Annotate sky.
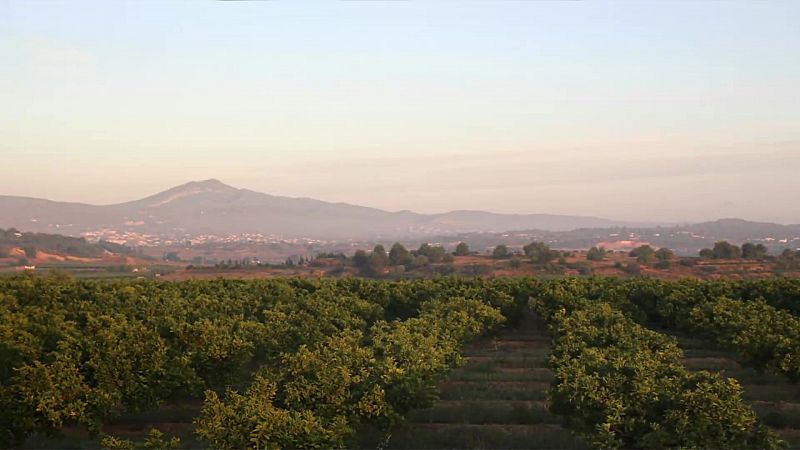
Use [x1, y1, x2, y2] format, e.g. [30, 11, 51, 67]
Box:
[1, 1, 799, 224]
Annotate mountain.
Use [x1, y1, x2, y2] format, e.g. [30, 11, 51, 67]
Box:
[685, 218, 800, 241]
[0, 179, 665, 240]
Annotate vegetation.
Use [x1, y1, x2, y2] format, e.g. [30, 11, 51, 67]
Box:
[0, 228, 134, 260]
[531, 277, 800, 383]
[533, 278, 786, 449]
[585, 246, 606, 261]
[700, 240, 743, 259]
[742, 242, 769, 259]
[523, 242, 558, 265]
[777, 249, 800, 271]
[628, 245, 655, 264]
[0, 274, 524, 449]
[492, 245, 510, 259]
[3, 274, 800, 449]
[389, 243, 413, 267]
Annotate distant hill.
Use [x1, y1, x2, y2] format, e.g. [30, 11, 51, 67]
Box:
[684, 218, 800, 241]
[0, 179, 660, 239]
[0, 228, 133, 260]
[428, 219, 800, 256]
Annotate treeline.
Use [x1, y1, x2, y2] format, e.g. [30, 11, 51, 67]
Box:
[581, 241, 799, 275]
[694, 240, 798, 268]
[351, 241, 577, 276]
[352, 243, 457, 276]
[178, 239, 800, 279]
[699, 241, 769, 259]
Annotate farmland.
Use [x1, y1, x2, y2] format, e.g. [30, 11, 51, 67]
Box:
[2, 275, 800, 449]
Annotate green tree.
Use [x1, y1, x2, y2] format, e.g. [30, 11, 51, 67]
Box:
[712, 241, 742, 259]
[352, 250, 368, 268]
[388, 243, 412, 266]
[655, 259, 672, 270]
[372, 244, 389, 266]
[630, 245, 655, 264]
[524, 242, 557, 264]
[415, 243, 448, 263]
[492, 245, 509, 259]
[454, 242, 470, 256]
[742, 243, 768, 259]
[777, 249, 799, 270]
[366, 246, 389, 276]
[411, 255, 429, 268]
[655, 247, 674, 261]
[586, 246, 607, 261]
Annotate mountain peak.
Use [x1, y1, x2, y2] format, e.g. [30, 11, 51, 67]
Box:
[185, 178, 235, 190]
[143, 179, 239, 207]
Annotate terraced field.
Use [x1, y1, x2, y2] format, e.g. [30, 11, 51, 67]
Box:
[378, 314, 585, 449]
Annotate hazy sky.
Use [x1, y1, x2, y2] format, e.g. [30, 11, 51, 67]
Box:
[2, 1, 799, 223]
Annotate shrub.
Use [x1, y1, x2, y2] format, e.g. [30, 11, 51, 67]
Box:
[586, 246, 606, 261]
[679, 258, 697, 267]
[655, 260, 672, 270]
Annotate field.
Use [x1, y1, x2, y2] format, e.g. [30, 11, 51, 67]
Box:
[4, 232, 798, 282]
[368, 310, 585, 449]
[160, 250, 797, 282]
[2, 275, 800, 449]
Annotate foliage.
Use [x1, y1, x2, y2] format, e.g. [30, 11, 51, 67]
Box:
[0, 274, 516, 448]
[195, 296, 505, 449]
[700, 241, 742, 259]
[3, 274, 799, 449]
[654, 259, 672, 270]
[533, 283, 783, 450]
[101, 429, 180, 450]
[352, 250, 368, 268]
[388, 243, 413, 266]
[454, 242, 470, 256]
[586, 246, 606, 261]
[414, 244, 450, 263]
[533, 276, 800, 383]
[0, 228, 134, 259]
[523, 242, 558, 264]
[742, 242, 768, 259]
[654, 247, 674, 261]
[629, 245, 655, 264]
[777, 249, 800, 271]
[492, 245, 510, 259]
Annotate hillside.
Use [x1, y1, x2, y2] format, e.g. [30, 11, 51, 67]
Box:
[426, 219, 800, 256]
[0, 228, 134, 262]
[0, 179, 650, 240]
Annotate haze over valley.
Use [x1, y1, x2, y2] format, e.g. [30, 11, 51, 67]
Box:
[1, 179, 798, 260]
[0, 179, 665, 242]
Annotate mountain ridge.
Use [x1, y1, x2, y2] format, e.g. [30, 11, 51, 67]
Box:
[1, 179, 792, 240]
